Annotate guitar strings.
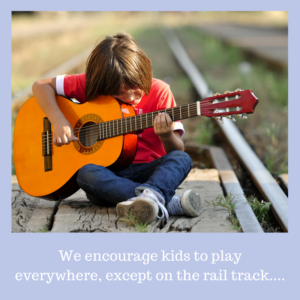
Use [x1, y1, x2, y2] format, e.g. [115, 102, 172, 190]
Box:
[40, 107, 198, 147]
[41, 100, 225, 136]
[41, 102, 238, 148]
[40, 106, 199, 143]
[40, 106, 228, 147]
[74, 100, 238, 136]
[41, 101, 222, 141]
[68, 100, 229, 136]
[40, 106, 225, 149]
[41, 100, 235, 141]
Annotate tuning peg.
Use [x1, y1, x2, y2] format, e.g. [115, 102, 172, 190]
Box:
[237, 114, 247, 119]
[235, 88, 243, 92]
[214, 116, 223, 124]
[224, 91, 230, 94]
[213, 93, 220, 104]
[226, 115, 236, 122]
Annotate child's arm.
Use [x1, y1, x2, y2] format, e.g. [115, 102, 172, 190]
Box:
[32, 78, 79, 147]
[154, 112, 184, 153]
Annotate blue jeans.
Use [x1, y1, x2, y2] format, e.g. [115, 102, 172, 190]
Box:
[76, 150, 192, 206]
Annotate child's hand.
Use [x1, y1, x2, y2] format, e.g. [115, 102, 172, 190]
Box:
[53, 117, 79, 147]
[154, 113, 175, 139]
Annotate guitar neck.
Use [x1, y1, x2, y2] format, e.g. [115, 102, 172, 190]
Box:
[97, 102, 200, 140]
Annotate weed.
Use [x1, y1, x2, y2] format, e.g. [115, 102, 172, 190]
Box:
[119, 212, 148, 233]
[37, 227, 49, 233]
[247, 196, 272, 223]
[264, 124, 288, 175]
[196, 118, 217, 145]
[206, 194, 241, 232]
[133, 222, 148, 233]
[278, 153, 288, 175]
[265, 146, 280, 175]
[208, 195, 274, 232]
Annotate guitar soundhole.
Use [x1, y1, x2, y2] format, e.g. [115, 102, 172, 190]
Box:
[79, 122, 99, 147]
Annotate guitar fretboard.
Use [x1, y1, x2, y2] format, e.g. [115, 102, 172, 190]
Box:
[97, 103, 199, 140]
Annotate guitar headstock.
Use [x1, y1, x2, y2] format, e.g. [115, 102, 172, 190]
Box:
[201, 89, 259, 123]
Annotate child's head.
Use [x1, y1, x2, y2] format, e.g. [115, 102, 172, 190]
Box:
[85, 32, 152, 102]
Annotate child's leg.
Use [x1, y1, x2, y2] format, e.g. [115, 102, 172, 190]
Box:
[117, 150, 201, 220]
[77, 151, 200, 222]
[77, 151, 192, 205]
[132, 150, 193, 205]
[76, 151, 180, 205]
[77, 164, 140, 205]
[77, 162, 169, 224]
[85, 192, 115, 207]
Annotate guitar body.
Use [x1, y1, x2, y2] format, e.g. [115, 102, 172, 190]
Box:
[14, 95, 138, 200]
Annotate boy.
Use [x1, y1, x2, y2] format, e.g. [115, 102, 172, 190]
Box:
[32, 32, 202, 225]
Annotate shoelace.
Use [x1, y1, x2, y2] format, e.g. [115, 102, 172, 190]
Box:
[145, 189, 169, 221]
[154, 199, 169, 221]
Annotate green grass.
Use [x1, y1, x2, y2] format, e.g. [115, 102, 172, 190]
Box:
[207, 194, 273, 231]
[119, 212, 148, 233]
[264, 123, 288, 175]
[206, 194, 241, 232]
[265, 147, 288, 176]
[176, 26, 288, 175]
[196, 118, 217, 145]
[247, 196, 272, 223]
[177, 26, 288, 107]
[37, 227, 49, 233]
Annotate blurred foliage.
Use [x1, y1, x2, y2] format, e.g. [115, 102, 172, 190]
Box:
[196, 118, 217, 146]
[176, 27, 288, 175]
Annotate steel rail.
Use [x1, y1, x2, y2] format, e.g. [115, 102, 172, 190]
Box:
[185, 144, 264, 233]
[161, 27, 288, 232]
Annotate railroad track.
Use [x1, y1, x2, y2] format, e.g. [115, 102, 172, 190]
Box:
[11, 26, 288, 233]
[161, 27, 288, 232]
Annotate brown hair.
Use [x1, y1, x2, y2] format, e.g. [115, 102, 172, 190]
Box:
[85, 32, 152, 101]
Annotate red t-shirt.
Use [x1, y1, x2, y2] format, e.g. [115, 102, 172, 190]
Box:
[56, 74, 185, 163]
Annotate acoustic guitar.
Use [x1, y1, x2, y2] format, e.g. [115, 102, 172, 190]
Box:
[14, 89, 258, 200]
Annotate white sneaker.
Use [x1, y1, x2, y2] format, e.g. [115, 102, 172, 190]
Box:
[168, 190, 202, 217]
[181, 190, 202, 217]
[116, 189, 169, 225]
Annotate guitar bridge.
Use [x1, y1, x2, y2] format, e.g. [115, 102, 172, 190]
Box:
[42, 117, 52, 172]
